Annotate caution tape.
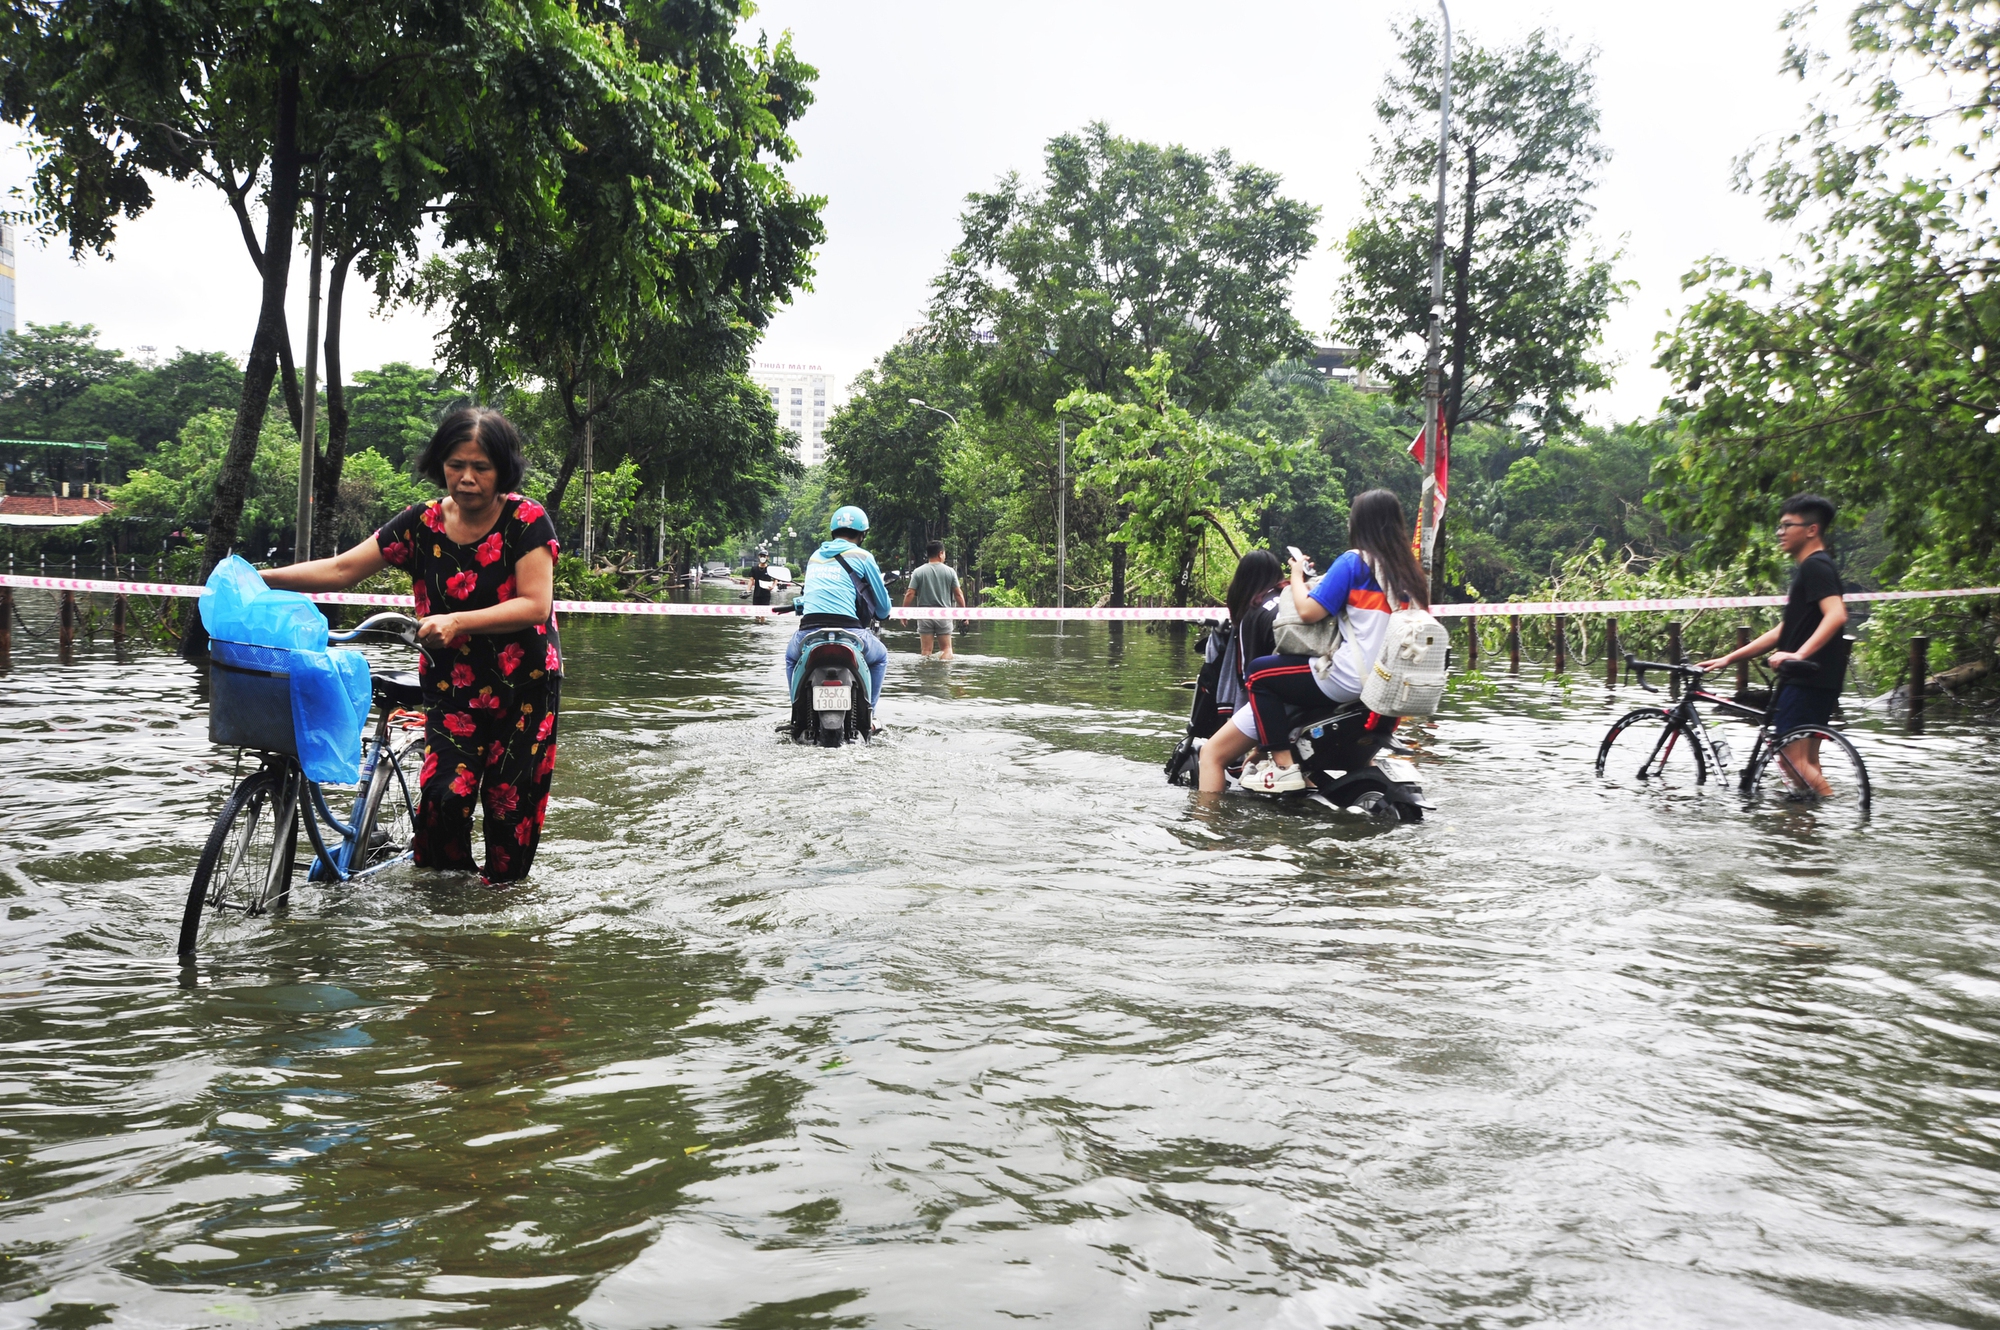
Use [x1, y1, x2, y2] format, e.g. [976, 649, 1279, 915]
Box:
[3, 572, 1997, 621]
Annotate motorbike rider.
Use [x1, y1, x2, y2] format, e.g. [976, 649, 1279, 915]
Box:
[1240, 489, 1428, 794]
[1196, 550, 1288, 793]
[786, 505, 892, 708]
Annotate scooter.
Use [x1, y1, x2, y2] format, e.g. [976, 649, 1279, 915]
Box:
[774, 609, 873, 746]
[1164, 624, 1430, 823]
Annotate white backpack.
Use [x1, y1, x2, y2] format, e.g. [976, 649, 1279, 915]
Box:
[1360, 606, 1449, 717]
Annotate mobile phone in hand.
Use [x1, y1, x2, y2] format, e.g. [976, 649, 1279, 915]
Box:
[1286, 545, 1312, 571]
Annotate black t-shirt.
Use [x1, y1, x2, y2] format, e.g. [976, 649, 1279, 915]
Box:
[1778, 549, 1849, 691]
[747, 565, 775, 604]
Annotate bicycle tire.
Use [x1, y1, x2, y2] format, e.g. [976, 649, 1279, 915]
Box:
[1595, 707, 1708, 788]
[1750, 726, 1872, 814]
[179, 767, 300, 955]
[352, 743, 417, 870]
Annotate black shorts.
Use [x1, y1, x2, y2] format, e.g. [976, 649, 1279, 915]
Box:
[1772, 686, 1837, 737]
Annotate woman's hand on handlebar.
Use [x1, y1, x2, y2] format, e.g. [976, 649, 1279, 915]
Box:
[417, 613, 470, 649]
[1694, 653, 1732, 673]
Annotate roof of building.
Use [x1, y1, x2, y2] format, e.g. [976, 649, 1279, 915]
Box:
[0, 494, 117, 527]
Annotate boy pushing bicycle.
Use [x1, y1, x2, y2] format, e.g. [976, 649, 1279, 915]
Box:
[1697, 494, 1851, 796]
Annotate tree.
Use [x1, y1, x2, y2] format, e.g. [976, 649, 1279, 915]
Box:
[823, 341, 976, 566]
[342, 364, 468, 472]
[932, 123, 1317, 603]
[1653, 1, 2000, 582]
[1335, 20, 1621, 440]
[1058, 353, 1273, 606]
[1, 0, 691, 572]
[420, 11, 825, 530]
[933, 122, 1318, 420]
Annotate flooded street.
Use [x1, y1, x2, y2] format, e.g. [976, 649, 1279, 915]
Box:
[3, 609, 1999, 1328]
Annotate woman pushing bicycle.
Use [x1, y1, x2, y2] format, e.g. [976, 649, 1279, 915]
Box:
[265, 408, 561, 883]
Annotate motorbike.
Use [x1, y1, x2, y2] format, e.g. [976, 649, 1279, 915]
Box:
[1165, 622, 1430, 823]
[775, 609, 874, 746]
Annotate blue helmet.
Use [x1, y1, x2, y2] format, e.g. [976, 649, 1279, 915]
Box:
[830, 505, 870, 534]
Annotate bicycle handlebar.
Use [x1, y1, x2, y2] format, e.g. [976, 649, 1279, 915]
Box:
[328, 612, 420, 646]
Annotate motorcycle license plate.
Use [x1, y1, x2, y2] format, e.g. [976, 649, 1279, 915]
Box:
[1375, 756, 1420, 785]
[813, 683, 851, 711]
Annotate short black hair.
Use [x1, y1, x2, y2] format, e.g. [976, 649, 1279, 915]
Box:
[418, 407, 526, 492]
[925, 540, 944, 558]
[832, 527, 866, 543]
[1780, 493, 1836, 533]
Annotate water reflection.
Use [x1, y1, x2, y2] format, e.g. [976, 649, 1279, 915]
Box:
[0, 613, 1996, 1327]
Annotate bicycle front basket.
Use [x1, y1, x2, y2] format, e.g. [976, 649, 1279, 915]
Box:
[208, 640, 299, 756]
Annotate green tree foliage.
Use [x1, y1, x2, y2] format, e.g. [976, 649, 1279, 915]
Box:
[343, 364, 469, 472]
[1058, 353, 1272, 606]
[932, 122, 1319, 419]
[823, 341, 976, 565]
[1335, 20, 1621, 438]
[1656, 3, 2000, 588]
[422, 8, 825, 523]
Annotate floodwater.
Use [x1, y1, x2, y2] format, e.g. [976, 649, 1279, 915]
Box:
[2, 604, 1998, 1329]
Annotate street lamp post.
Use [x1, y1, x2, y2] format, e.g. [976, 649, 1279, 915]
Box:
[1419, 0, 1454, 591]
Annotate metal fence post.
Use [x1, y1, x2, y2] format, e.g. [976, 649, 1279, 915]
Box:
[1508, 615, 1521, 673]
[1605, 617, 1619, 685]
[1553, 615, 1567, 674]
[1667, 621, 1683, 697]
[1908, 635, 1930, 734]
[1736, 624, 1750, 695]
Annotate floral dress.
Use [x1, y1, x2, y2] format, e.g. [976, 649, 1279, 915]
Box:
[374, 494, 561, 883]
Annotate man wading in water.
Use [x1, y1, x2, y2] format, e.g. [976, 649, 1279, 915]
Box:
[1698, 493, 1852, 796]
[265, 407, 563, 882]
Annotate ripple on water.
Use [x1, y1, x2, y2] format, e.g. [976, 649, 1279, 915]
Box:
[1, 615, 1997, 1328]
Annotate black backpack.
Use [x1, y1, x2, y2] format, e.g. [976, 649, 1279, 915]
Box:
[831, 551, 889, 630]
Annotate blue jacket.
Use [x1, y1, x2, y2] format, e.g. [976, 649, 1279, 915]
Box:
[799, 538, 891, 621]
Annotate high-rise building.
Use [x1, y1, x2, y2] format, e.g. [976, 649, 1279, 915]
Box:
[0, 222, 15, 339]
[748, 361, 832, 466]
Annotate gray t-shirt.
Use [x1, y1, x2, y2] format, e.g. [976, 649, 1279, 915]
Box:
[909, 561, 961, 608]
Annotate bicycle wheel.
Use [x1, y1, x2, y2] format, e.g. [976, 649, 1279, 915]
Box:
[179, 767, 301, 955]
[1749, 726, 1871, 816]
[1595, 708, 1708, 788]
[352, 741, 417, 871]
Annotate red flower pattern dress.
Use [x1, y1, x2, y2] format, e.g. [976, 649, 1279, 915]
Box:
[374, 494, 561, 882]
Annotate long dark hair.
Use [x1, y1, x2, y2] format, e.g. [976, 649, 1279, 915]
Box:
[1226, 549, 1285, 624]
[1348, 489, 1429, 609]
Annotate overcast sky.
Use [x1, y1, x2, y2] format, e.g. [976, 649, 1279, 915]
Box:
[3, 1, 1814, 422]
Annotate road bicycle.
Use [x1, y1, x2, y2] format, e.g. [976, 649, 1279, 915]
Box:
[1594, 653, 1870, 815]
[179, 612, 428, 955]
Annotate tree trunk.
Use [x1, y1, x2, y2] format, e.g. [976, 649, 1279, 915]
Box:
[312, 244, 356, 556]
[226, 183, 304, 433]
[1109, 538, 1128, 607]
[203, 68, 300, 576]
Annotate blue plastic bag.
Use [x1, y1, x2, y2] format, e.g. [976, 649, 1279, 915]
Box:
[200, 554, 329, 651]
[202, 558, 373, 784]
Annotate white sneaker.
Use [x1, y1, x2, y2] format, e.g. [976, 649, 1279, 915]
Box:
[1236, 757, 1270, 784]
[1245, 761, 1308, 795]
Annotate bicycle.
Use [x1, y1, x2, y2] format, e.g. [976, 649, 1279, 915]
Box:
[179, 612, 429, 955]
[1594, 653, 1870, 814]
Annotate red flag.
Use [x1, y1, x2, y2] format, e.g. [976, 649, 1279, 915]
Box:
[1409, 407, 1448, 515]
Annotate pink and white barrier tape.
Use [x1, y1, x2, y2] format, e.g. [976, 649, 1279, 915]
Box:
[4, 572, 1998, 621]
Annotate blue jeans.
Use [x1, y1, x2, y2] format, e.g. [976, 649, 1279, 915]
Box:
[786, 627, 887, 707]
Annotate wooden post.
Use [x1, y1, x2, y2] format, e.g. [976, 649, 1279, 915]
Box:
[60, 590, 76, 653]
[1508, 615, 1521, 673]
[114, 594, 128, 642]
[1735, 624, 1751, 696]
[1552, 615, 1567, 674]
[1908, 635, 1929, 734]
[1605, 616, 1619, 686]
[1464, 616, 1478, 668]
[0, 586, 11, 658]
[1667, 621, 1683, 697]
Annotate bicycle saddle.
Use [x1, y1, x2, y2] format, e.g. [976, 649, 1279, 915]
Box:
[374, 670, 425, 707]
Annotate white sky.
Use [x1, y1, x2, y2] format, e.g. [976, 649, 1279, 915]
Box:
[2, 1, 1814, 423]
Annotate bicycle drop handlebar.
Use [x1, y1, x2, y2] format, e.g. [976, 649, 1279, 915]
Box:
[1624, 651, 1709, 694]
